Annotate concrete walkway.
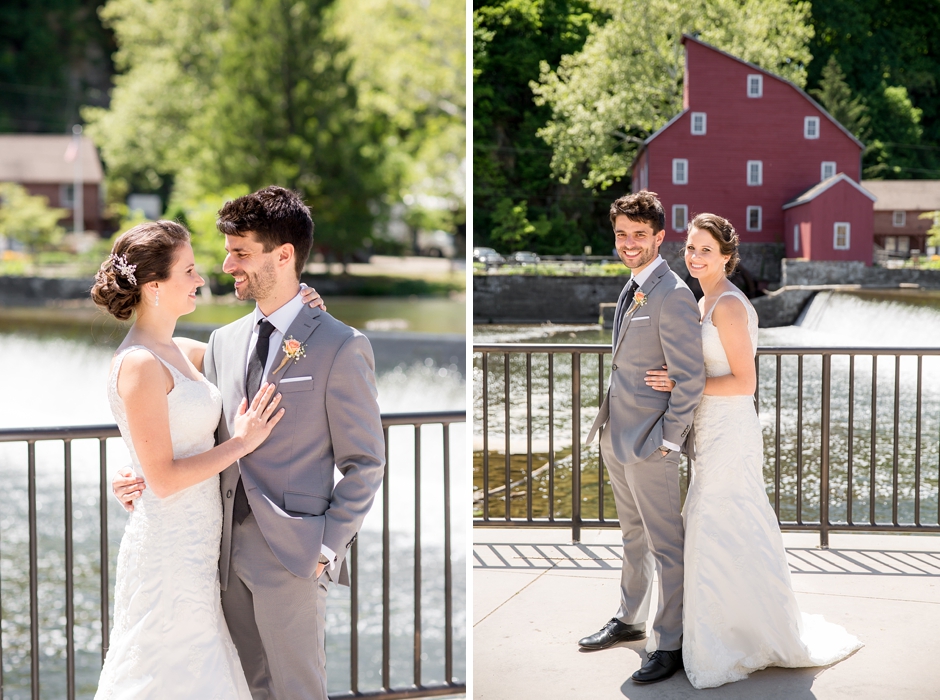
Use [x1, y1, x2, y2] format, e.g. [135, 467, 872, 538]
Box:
[473, 528, 940, 699]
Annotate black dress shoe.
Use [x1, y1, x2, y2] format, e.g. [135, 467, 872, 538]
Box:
[578, 618, 646, 650]
[632, 649, 683, 684]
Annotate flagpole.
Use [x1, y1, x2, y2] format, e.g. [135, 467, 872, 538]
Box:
[72, 124, 83, 235]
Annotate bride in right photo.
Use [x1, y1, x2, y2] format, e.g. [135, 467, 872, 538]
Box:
[645, 213, 863, 689]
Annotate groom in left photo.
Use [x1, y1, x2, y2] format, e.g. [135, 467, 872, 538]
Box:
[114, 185, 386, 699]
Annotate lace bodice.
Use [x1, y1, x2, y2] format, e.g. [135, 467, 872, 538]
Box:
[699, 289, 759, 378]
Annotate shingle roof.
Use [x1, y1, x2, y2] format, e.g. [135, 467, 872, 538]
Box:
[782, 173, 876, 209]
[0, 134, 104, 184]
[860, 180, 940, 212]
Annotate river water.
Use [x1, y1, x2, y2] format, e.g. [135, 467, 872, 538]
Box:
[0, 297, 466, 699]
[473, 290, 940, 528]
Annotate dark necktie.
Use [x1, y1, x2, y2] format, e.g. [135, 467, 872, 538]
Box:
[235, 319, 276, 525]
[615, 279, 638, 341]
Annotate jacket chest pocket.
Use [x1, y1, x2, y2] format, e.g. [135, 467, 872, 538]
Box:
[628, 315, 652, 328]
[278, 376, 313, 393]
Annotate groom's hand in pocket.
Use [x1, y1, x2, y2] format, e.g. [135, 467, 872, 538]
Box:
[112, 467, 146, 513]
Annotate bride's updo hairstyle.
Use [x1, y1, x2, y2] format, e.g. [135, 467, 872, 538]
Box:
[91, 220, 190, 320]
[688, 212, 740, 276]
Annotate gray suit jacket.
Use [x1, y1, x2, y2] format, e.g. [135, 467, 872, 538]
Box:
[204, 304, 386, 589]
[586, 260, 705, 465]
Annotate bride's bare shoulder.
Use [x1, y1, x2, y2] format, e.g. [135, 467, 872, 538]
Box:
[711, 292, 750, 328]
[112, 347, 168, 397]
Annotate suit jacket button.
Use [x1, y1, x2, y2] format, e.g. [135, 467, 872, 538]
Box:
[611, 364, 618, 371]
[226, 490, 233, 498]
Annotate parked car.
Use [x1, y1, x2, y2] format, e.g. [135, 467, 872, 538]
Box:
[473, 247, 505, 265]
[417, 230, 456, 258]
[510, 251, 540, 265]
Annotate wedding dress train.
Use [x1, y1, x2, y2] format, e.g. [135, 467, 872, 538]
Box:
[95, 346, 251, 700]
[682, 290, 862, 689]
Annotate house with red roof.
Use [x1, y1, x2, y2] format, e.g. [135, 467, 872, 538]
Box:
[631, 35, 876, 265]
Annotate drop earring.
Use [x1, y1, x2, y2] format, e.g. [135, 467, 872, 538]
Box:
[155, 288, 160, 307]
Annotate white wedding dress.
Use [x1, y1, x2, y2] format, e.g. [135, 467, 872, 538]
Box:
[95, 346, 251, 700]
[682, 290, 862, 689]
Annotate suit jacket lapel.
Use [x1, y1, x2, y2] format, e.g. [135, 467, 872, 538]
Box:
[266, 304, 322, 385]
[612, 279, 634, 352]
[614, 260, 670, 352]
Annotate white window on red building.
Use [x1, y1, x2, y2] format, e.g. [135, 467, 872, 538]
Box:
[747, 74, 763, 98]
[641, 162, 649, 190]
[746, 206, 762, 231]
[691, 112, 707, 135]
[747, 160, 762, 186]
[893, 210, 906, 227]
[672, 204, 688, 231]
[673, 159, 688, 185]
[834, 222, 851, 250]
[821, 161, 836, 180]
[804, 116, 820, 139]
[793, 224, 800, 252]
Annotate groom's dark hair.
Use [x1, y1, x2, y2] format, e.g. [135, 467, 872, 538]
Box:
[609, 190, 665, 233]
[217, 185, 314, 278]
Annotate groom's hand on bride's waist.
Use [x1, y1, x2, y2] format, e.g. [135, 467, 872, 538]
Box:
[112, 467, 146, 513]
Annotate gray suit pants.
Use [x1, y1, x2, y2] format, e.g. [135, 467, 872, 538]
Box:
[601, 427, 685, 651]
[221, 513, 329, 700]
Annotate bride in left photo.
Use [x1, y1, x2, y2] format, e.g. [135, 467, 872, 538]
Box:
[0, 0, 467, 697]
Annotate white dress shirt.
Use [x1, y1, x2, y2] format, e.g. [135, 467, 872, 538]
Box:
[245, 289, 337, 570]
[630, 255, 681, 454]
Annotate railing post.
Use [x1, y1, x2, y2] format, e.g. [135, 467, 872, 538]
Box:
[819, 354, 831, 549]
[28, 441, 39, 700]
[64, 440, 75, 700]
[571, 353, 581, 543]
[98, 438, 110, 664]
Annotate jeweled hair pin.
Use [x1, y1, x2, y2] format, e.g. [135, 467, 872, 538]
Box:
[109, 253, 138, 286]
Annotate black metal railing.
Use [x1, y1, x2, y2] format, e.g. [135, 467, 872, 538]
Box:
[0, 411, 465, 700]
[473, 343, 940, 547]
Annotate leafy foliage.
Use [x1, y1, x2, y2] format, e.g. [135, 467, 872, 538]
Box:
[0, 182, 67, 253]
[0, 0, 113, 133]
[809, 55, 870, 140]
[82, 0, 464, 260]
[333, 0, 466, 209]
[473, 0, 600, 255]
[806, 0, 940, 179]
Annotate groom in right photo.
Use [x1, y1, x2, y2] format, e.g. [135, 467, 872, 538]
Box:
[582, 190, 705, 684]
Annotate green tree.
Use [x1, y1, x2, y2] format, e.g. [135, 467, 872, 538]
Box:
[81, 0, 225, 199]
[0, 183, 67, 254]
[195, 0, 384, 263]
[533, 0, 814, 191]
[473, 0, 599, 255]
[806, 0, 940, 179]
[809, 55, 870, 140]
[489, 198, 551, 250]
[83, 0, 407, 262]
[0, 0, 114, 133]
[332, 0, 466, 222]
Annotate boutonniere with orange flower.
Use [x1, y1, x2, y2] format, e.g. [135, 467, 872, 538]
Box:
[273, 336, 306, 374]
[633, 290, 648, 307]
